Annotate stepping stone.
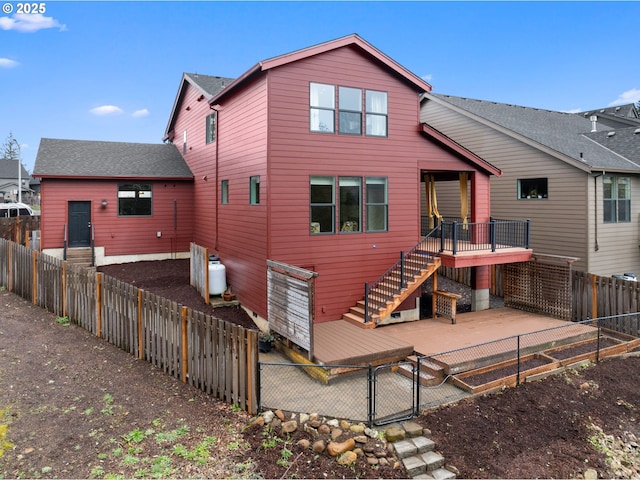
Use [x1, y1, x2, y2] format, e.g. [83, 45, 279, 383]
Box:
[431, 467, 456, 479]
[394, 439, 418, 459]
[422, 451, 445, 471]
[413, 474, 435, 480]
[413, 436, 435, 453]
[402, 420, 424, 437]
[402, 455, 427, 477]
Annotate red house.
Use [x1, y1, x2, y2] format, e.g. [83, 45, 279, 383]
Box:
[163, 35, 530, 327]
[34, 139, 194, 265]
[34, 35, 531, 336]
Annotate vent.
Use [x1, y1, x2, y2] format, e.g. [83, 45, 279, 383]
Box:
[635, 128, 640, 135]
[607, 131, 616, 137]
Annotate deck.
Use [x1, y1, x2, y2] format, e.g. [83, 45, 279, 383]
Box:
[313, 320, 413, 366]
[420, 237, 533, 268]
[308, 308, 600, 370]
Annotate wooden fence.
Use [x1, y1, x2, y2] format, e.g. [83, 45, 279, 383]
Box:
[0, 216, 40, 246]
[190, 242, 209, 304]
[572, 270, 640, 322]
[0, 238, 259, 414]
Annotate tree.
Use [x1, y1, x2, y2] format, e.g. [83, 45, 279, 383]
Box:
[2, 131, 20, 161]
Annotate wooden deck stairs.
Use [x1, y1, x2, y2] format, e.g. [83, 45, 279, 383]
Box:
[397, 355, 446, 387]
[65, 247, 93, 267]
[343, 252, 441, 329]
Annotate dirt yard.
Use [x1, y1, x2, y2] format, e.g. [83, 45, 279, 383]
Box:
[1, 259, 639, 479]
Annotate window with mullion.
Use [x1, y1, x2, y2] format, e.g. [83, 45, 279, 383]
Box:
[604, 176, 631, 223]
[366, 177, 388, 232]
[310, 176, 335, 234]
[338, 86, 362, 135]
[310, 83, 335, 133]
[365, 90, 388, 137]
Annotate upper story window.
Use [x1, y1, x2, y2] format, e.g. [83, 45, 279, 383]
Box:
[182, 130, 187, 154]
[118, 184, 152, 216]
[518, 178, 548, 199]
[250, 176, 260, 205]
[310, 83, 388, 137]
[338, 86, 362, 135]
[310, 83, 335, 133]
[205, 112, 216, 144]
[604, 175, 630, 223]
[365, 90, 388, 137]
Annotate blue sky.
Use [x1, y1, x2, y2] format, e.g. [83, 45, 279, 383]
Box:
[2, 1, 639, 173]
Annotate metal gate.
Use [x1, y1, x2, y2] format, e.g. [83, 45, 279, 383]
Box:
[372, 361, 415, 426]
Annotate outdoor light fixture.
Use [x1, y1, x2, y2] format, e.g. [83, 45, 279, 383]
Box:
[101, 199, 108, 207]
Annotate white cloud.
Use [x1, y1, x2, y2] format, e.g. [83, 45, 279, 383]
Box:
[0, 58, 19, 68]
[132, 109, 150, 118]
[562, 108, 582, 114]
[607, 88, 640, 107]
[422, 73, 433, 83]
[0, 13, 67, 32]
[90, 105, 124, 116]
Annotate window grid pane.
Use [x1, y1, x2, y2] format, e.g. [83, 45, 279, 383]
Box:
[118, 184, 152, 216]
[310, 176, 335, 234]
[339, 177, 361, 233]
[366, 177, 388, 232]
[221, 179, 228, 204]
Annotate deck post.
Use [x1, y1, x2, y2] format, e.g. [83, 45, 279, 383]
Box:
[491, 220, 497, 252]
[439, 222, 445, 252]
[364, 283, 369, 324]
[452, 221, 458, 255]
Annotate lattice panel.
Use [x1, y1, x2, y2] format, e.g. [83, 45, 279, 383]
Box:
[504, 260, 572, 321]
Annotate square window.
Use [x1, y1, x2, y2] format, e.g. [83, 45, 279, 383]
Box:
[118, 184, 152, 216]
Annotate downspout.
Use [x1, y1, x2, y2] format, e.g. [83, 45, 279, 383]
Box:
[210, 105, 220, 251]
[593, 170, 604, 252]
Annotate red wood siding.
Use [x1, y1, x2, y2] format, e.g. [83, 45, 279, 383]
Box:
[170, 82, 218, 247]
[262, 46, 491, 322]
[40, 179, 194, 256]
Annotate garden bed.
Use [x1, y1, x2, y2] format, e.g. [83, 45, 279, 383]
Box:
[451, 353, 560, 394]
[544, 336, 626, 365]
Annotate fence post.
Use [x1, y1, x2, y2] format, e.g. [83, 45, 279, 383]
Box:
[7, 242, 12, 292]
[137, 289, 143, 360]
[62, 261, 67, 317]
[591, 274, 598, 319]
[181, 306, 188, 383]
[96, 272, 103, 338]
[367, 364, 374, 428]
[596, 318, 601, 363]
[516, 335, 521, 386]
[32, 250, 37, 305]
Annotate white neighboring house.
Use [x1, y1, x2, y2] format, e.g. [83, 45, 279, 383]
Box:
[0, 157, 33, 204]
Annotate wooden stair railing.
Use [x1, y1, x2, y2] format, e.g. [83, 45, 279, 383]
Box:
[343, 229, 441, 328]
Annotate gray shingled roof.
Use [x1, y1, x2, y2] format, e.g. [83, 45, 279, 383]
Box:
[0, 158, 31, 180]
[584, 127, 640, 164]
[431, 94, 640, 171]
[184, 73, 234, 98]
[34, 138, 193, 178]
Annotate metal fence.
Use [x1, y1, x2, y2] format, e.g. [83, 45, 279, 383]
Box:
[259, 314, 640, 426]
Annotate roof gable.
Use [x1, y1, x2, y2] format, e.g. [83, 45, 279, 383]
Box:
[209, 34, 432, 105]
[163, 73, 234, 140]
[33, 138, 193, 179]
